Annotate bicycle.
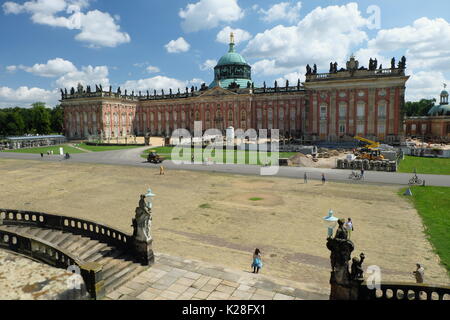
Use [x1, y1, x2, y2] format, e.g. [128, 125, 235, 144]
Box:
[348, 171, 362, 181]
[409, 174, 422, 185]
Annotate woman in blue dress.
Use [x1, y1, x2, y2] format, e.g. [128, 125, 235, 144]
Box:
[252, 248, 263, 273]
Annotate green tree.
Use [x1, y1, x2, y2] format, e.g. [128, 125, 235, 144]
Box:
[403, 99, 436, 117]
[5, 111, 25, 135]
[50, 105, 64, 134]
[31, 102, 52, 134]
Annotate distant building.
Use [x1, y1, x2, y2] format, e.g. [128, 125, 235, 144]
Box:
[404, 88, 450, 141]
[61, 34, 409, 143]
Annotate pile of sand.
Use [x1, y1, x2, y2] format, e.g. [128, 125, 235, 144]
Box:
[288, 153, 316, 167]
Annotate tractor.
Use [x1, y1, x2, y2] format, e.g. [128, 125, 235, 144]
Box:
[147, 150, 164, 164]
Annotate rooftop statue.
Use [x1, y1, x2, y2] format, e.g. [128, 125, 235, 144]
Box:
[306, 64, 312, 75]
[117, 87, 121, 95]
[391, 57, 396, 69]
[313, 64, 317, 74]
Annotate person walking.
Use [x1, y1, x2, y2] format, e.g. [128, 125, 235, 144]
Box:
[322, 173, 326, 185]
[304, 172, 308, 184]
[159, 165, 165, 175]
[413, 263, 425, 284]
[251, 249, 263, 274]
[360, 168, 365, 180]
[40, 153, 44, 158]
[344, 218, 354, 239]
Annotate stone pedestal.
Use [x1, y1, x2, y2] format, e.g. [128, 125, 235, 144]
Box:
[131, 238, 154, 266]
[329, 271, 363, 300]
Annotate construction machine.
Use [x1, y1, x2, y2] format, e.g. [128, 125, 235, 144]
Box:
[147, 150, 164, 164]
[354, 136, 385, 161]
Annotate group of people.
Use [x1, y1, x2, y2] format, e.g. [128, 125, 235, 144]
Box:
[302, 173, 327, 184]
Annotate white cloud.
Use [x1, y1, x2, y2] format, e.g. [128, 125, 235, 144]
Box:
[0, 86, 58, 107]
[367, 17, 450, 72]
[146, 66, 160, 74]
[179, 0, 244, 32]
[16, 58, 77, 77]
[122, 76, 205, 92]
[406, 71, 449, 102]
[6, 65, 17, 73]
[244, 3, 369, 74]
[165, 37, 190, 53]
[2, 0, 130, 48]
[200, 59, 217, 71]
[216, 26, 251, 45]
[258, 1, 302, 24]
[55, 65, 110, 89]
[275, 70, 305, 85]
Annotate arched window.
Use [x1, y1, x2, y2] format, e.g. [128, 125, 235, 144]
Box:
[195, 111, 200, 121]
[216, 110, 222, 119]
[205, 111, 210, 121]
[241, 110, 246, 121]
[228, 110, 233, 121]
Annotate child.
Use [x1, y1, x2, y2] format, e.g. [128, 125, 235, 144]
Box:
[251, 249, 263, 274]
[159, 165, 165, 175]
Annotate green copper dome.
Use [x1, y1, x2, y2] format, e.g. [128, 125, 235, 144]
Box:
[209, 33, 252, 89]
[217, 48, 249, 66]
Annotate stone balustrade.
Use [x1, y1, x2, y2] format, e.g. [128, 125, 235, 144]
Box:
[358, 282, 450, 300]
[0, 209, 132, 250]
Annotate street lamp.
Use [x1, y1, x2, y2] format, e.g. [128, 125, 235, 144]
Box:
[323, 209, 338, 238]
[145, 189, 156, 210]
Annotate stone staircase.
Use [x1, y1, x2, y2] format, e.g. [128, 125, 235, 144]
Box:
[0, 209, 154, 299]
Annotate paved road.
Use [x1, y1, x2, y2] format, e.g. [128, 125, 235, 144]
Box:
[1, 148, 449, 187]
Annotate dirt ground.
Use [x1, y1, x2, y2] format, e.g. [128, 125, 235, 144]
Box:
[0, 159, 448, 290]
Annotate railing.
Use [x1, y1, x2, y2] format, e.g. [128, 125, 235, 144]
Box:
[0, 209, 132, 252]
[358, 282, 450, 300]
[0, 228, 102, 299]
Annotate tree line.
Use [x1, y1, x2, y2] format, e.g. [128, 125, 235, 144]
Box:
[0, 102, 63, 137]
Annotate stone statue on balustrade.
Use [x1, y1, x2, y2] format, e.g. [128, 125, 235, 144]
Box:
[326, 218, 365, 300]
[132, 195, 152, 242]
[131, 191, 155, 265]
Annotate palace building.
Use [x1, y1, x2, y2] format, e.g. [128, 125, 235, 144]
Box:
[61, 34, 409, 143]
[404, 88, 450, 141]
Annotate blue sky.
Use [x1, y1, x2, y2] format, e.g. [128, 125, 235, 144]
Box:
[1, 0, 449, 107]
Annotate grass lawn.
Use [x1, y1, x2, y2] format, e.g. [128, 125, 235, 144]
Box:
[76, 143, 143, 152]
[398, 156, 450, 175]
[142, 146, 296, 165]
[2, 144, 84, 154]
[401, 186, 450, 274]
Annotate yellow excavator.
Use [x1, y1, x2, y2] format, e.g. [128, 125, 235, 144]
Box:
[354, 136, 384, 161]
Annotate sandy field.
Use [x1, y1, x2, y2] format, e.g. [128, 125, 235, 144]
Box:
[0, 158, 448, 290]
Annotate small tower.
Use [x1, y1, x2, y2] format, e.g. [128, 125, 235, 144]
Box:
[440, 83, 448, 105]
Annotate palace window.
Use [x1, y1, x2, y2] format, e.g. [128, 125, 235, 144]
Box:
[195, 111, 200, 121]
[320, 105, 327, 120]
[378, 102, 386, 118]
[357, 124, 365, 134]
[241, 110, 246, 121]
[228, 110, 233, 121]
[339, 124, 346, 134]
[339, 103, 347, 120]
[268, 108, 273, 121]
[279, 108, 284, 120]
[357, 102, 365, 119]
[378, 124, 385, 134]
[320, 123, 326, 134]
[205, 111, 210, 121]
